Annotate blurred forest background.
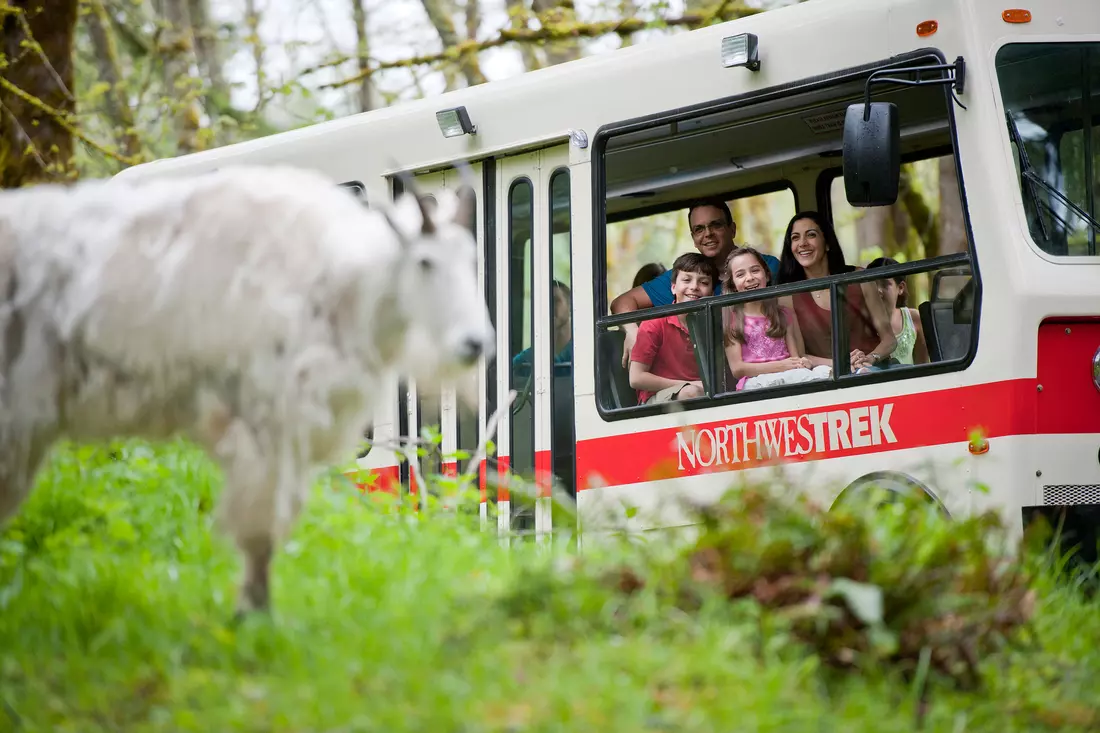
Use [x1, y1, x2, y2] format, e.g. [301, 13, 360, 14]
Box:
[1, 0, 963, 301]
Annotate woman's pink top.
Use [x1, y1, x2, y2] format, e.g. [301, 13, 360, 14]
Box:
[735, 307, 792, 390]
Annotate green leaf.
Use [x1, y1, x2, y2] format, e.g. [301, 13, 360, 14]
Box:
[828, 578, 884, 626]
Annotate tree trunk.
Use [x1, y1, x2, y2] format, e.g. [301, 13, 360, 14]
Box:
[156, 0, 201, 154]
[938, 156, 966, 255]
[244, 0, 265, 111]
[900, 166, 941, 260]
[854, 207, 891, 263]
[85, 0, 142, 160]
[465, 0, 480, 42]
[420, 0, 488, 86]
[350, 0, 372, 112]
[0, 0, 78, 187]
[531, 0, 581, 67]
[504, 0, 541, 72]
[187, 0, 231, 120]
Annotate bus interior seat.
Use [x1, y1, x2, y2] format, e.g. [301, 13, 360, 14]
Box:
[599, 329, 638, 409]
[918, 268, 974, 362]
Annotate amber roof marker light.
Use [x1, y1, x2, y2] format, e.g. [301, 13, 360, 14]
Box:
[916, 20, 938, 37]
[1002, 9, 1032, 23]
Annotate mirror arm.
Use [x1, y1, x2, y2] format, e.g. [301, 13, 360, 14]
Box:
[861, 56, 967, 120]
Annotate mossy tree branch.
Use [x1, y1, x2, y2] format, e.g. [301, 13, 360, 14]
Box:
[311, 2, 761, 90]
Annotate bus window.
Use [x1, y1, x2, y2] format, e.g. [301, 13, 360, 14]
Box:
[548, 168, 574, 496]
[455, 182, 479, 472]
[417, 387, 442, 479]
[996, 42, 1099, 257]
[508, 179, 535, 509]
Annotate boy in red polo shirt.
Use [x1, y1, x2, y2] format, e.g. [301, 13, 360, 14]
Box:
[628, 252, 718, 404]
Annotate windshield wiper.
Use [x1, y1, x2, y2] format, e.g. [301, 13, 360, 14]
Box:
[1006, 112, 1100, 238]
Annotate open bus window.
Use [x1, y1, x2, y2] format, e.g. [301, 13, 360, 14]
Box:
[594, 51, 979, 418]
[826, 154, 969, 264]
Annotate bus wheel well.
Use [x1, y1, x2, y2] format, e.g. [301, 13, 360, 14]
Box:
[829, 471, 950, 518]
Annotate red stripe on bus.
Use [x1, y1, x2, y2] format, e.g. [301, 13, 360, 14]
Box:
[498, 455, 511, 502]
[535, 450, 552, 498]
[442, 461, 458, 477]
[573, 378, 1087, 491]
[343, 465, 400, 495]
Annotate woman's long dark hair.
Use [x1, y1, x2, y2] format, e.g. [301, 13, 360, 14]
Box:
[777, 211, 851, 284]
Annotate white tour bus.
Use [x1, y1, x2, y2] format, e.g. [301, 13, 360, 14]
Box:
[115, 0, 1100, 557]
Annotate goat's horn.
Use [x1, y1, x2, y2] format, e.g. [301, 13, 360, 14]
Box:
[389, 160, 435, 236]
[452, 159, 478, 233]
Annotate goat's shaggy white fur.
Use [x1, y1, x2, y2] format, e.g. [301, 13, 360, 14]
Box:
[0, 165, 493, 615]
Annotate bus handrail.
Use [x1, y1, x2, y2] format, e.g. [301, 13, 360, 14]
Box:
[596, 251, 973, 329]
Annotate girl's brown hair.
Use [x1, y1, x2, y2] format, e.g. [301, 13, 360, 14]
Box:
[721, 245, 786, 345]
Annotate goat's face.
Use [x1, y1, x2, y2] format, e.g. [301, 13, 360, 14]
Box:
[383, 184, 495, 380]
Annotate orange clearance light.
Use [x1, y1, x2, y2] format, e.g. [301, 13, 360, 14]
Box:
[1002, 9, 1031, 23]
[916, 20, 938, 37]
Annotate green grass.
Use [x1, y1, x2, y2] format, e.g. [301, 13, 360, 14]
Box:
[1, 440, 1098, 732]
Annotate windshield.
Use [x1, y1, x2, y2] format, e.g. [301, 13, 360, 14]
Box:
[996, 43, 1099, 257]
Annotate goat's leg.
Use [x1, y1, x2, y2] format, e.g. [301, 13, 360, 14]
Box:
[211, 418, 281, 617]
[0, 472, 31, 526]
[0, 428, 53, 527]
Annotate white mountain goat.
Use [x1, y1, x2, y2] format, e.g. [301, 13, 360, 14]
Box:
[0, 165, 493, 616]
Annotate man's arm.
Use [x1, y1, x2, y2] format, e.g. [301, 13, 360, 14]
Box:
[610, 285, 655, 369]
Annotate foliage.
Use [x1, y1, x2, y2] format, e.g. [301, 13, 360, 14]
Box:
[1, 440, 1098, 731]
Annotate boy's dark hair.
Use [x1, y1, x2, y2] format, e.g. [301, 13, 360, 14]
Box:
[866, 256, 908, 307]
[671, 251, 719, 285]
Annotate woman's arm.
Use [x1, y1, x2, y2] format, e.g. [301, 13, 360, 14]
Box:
[910, 308, 930, 364]
[783, 309, 814, 368]
[857, 281, 898, 365]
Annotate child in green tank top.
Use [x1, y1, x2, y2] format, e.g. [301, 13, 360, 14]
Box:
[866, 257, 929, 365]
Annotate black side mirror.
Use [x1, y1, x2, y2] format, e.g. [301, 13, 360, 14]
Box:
[842, 102, 900, 207]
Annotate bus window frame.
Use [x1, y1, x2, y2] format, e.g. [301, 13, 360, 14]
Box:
[605, 179, 799, 226]
[590, 47, 983, 422]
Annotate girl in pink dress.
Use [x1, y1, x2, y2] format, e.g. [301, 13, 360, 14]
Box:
[721, 246, 832, 391]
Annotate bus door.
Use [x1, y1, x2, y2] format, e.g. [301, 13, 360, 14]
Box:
[397, 165, 486, 511]
[496, 146, 572, 545]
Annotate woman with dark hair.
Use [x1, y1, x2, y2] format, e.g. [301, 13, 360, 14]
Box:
[777, 211, 896, 372]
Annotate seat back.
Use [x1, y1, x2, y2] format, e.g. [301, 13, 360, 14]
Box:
[598, 328, 638, 409]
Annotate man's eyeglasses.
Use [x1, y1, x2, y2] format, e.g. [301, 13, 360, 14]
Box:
[691, 219, 728, 236]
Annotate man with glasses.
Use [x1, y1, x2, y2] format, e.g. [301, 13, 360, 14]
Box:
[610, 198, 780, 367]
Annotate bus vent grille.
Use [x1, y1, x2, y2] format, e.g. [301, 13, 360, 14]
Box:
[1043, 485, 1100, 506]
